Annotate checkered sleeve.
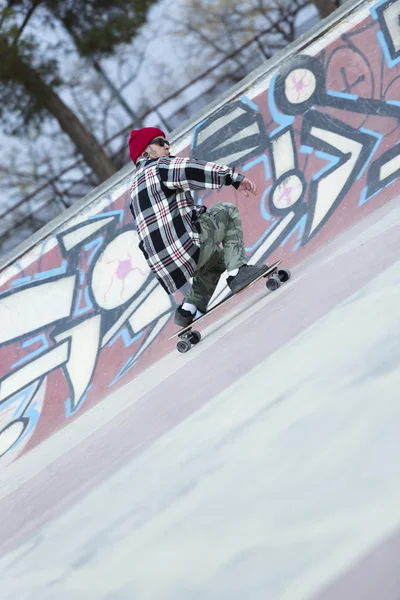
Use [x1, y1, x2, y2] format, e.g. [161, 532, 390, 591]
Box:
[157, 156, 241, 192]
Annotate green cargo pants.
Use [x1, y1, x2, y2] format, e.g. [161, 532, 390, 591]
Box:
[184, 202, 248, 313]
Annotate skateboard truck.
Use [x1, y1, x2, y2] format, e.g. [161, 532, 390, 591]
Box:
[176, 330, 202, 354]
[170, 261, 291, 353]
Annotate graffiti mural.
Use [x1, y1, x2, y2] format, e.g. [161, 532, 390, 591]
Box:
[192, 13, 400, 267]
[0, 205, 173, 464]
[1, 0, 400, 463]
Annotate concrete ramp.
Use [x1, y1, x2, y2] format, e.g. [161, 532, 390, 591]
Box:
[1, 0, 399, 464]
[1, 183, 400, 600]
[1, 0, 400, 596]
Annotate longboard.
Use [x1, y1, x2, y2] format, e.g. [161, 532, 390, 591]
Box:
[170, 260, 291, 353]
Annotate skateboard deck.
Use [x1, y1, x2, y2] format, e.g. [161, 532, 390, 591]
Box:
[170, 260, 290, 352]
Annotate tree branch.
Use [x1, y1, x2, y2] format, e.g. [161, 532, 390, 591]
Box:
[12, 0, 44, 48]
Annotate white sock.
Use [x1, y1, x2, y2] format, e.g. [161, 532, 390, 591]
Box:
[182, 302, 197, 314]
[228, 268, 239, 277]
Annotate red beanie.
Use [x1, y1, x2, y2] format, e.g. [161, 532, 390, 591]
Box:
[128, 127, 166, 163]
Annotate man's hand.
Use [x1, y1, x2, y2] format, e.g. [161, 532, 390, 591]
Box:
[237, 176, 257, 197]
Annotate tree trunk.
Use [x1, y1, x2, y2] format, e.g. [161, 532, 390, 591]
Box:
[313, 0, 338, 19]
[19, 59, 118, 183]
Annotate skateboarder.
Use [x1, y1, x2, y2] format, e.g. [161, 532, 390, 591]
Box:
[128, 126, 270, 327]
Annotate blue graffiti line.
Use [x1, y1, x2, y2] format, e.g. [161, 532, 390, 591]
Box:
[326, 90, 359, 101]
[0, 383, 41, 454]
[377, 31, 400, 68]
[191, 118, 208, 151]
[359, 174, 399, 206]
[0, 395, 20, 418]
[5, 404, 39, 455]
[384, 177, 399, 190]
[73, 286, 93, 317]
[359, 186, 378, 206]
[240, 95, 259, 112]
[357, 128, 384, 180]
[89, 209, 124, 224]
[387, 100, 400, 107]
[0, 382, 37, 418]
[268, 73, 295, 136]
[370, 0, 388, 19]
[84, 236, 104, 266]
[245, 220, 278, 254]
[279, 214, 307, 251]
[313, 151, 341, 181]
[300, 145, 314, 155]
[11, 276, 33, 287]
[73, 267, 92, 316]
[243, 154, 271, 180]
[15, 260, 26, 275]
[109, 357, 138, 388]
[36, 237, 58, 271]
[260, 186, 273, 221]
[17, 400, 40, 442]
[34, 259, 68, 281]
[8, 260, 29, 285]
[64, 384, 93, 418]
[108, 328, 144, 348]
[12, 335, 49, 369]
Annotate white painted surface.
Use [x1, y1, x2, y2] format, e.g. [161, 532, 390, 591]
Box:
[0, 276, 76, 345]
[271, 130, 296, 178]
[0, 341, 69, 403]
[54, 315, 102, 413]
[60, 217, 115, 252]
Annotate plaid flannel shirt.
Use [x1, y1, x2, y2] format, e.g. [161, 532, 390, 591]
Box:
[129, 155, 243, 294]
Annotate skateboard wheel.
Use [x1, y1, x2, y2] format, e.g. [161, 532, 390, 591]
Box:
[177, 339, 191, 353]
[277, 268, 291, 282]
[189, 330, 201, 345]
[266, 274, 281, 291]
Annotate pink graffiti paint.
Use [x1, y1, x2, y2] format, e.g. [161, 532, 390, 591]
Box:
[290, 69, 313, 102]
[103, 252, 147, 301]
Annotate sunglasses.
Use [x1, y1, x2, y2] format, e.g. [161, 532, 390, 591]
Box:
[150, 137, 170, 147]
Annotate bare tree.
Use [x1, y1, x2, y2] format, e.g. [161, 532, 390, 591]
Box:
[0, 0, 343, 256]
[0, 0, 158, 183]
[0, 27, 156, 252]
[167, 0, 312, 89]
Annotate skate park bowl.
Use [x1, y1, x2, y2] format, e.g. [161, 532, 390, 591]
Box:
[1, 0, 400, 597]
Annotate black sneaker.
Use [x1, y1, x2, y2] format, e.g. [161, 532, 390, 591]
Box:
[174, 305, 196, 327]
[227, 264, 270, 294]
